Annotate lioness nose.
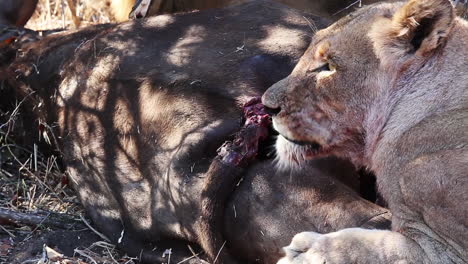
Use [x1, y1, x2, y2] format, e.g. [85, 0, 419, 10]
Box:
[262, 89, 282, 116]
[262, 77, 287, 116]
[264, 105, 281, 116]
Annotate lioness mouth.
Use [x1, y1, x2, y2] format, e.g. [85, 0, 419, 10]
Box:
[274, 134, 324, 169]
[283, 136, 321, 153]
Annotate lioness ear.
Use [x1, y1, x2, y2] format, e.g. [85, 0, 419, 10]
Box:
[370, 0, 455, 64]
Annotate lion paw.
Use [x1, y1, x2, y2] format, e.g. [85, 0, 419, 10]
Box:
[278, 231, 332, 264]
[278, 228, 414, 264]
[283, 232, 322, 259]
[278, 231, 343, 264]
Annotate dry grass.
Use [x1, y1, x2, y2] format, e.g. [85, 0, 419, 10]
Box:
[0, 101, 93, 263]
[0, 110, 135, 261]
[25, 0, 116, 31]
[0, 100, 80, 214]
[0, 3, 125, 263]
[1, 0, 122, 215]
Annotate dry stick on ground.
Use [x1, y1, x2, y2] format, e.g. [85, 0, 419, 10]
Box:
[79, 214, 111, 242]
[333, 0, 362, 16]
[5, 144, 65, 203]
[0, 207, 84, 230]
[213, 241, 227, 264]
[45, 0, 51, 21]
[187, 245, 204, 263]
[0, 224, 16, 237]
[65, 0, 81, 28]
[176, 251, 202, 264]
[74, 248, 99, 264]
[1, 92, 70, 212]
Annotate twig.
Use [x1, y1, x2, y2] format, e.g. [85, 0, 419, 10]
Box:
[74, 249, 98, 264]
[61, 0, 66, 29]
[106, 247, 119, 264]
[0, 207, 82, 230]
[33, 143, 38, 172]
[0, 91, 35, 139]
[66, 0, 81, 28]
[0, 224, 16, 237]
[6, 144, 64, 203]
[333, 0, 362, 16]
[187, 245, 203, 262]
[79, 214, 111, 242]
[45, 0, 51, 21]
[213, 241, 226, 264]
[22, 211, 50, 241]
[176, 252, 201, 264]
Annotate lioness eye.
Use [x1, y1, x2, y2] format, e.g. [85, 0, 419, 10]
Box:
[312, 63, 330, 72]
[312, 62, 336, 73]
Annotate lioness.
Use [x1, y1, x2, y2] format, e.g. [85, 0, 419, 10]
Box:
[262, 0, 468, 263]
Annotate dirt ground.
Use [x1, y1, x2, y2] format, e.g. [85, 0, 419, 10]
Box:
[25, 0, 114, 30]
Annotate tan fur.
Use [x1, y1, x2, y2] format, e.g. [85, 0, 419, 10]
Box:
[111, 0, 136, 22]
[263, 0, 468, 263]
[370, 0, 455, 65]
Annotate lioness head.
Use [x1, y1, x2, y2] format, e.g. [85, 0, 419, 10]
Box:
[262, 0, 457, 169]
